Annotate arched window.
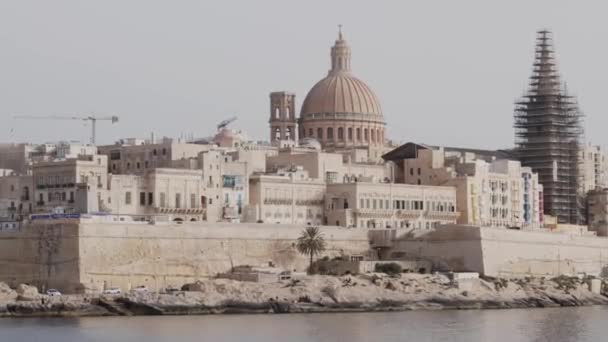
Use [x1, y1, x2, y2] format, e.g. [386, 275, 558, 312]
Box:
[275, 128, 281, 140]
[317, 128, 323, 139]
[337, 127, 344, 140]
[285, 127, 291, 139]
[356, 128, 361, 141]
[274, 107, 280, 119]
[309, 128, 313, 137]
[327, 127, 334, 140]
[348, 128, 353, 141]
[364, 129, 369, 141]
[371, 129, 376, 143]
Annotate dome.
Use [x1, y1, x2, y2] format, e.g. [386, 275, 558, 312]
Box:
[300, 28, 382, 118]
[297, 28, 386, 151]
[300, 73, 382, 116]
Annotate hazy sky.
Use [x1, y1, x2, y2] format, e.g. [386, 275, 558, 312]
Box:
[1, 0, 606, 149]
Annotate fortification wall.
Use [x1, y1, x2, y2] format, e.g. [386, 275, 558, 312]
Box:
[0, 221, 81, 292]
[478, 228, 608, 277]
[388, 225, 608, 277]
[0, 220, 370, 293]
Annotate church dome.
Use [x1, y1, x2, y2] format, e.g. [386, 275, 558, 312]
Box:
[301, 74, 382, 116]
[297, 28, 386, 151]
[300, 29, 382, 118]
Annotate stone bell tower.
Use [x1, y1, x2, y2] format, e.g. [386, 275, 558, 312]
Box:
[269, 91, 297, 143]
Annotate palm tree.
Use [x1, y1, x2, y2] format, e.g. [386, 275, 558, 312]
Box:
[296, 226, 326, 274]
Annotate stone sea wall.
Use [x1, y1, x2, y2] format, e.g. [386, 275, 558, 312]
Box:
[387, 225, 608, 277]
[0, 220, 370, 293]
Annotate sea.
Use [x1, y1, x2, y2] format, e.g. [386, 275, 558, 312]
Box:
[0, 306, 606, 342]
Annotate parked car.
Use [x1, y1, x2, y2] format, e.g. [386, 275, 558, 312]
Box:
[102, 288, 121, 295]
[131, 285, 149, 293]
[46, 289, 61, 296]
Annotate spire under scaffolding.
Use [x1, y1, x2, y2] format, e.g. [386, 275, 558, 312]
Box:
[514, 30, 584, 224]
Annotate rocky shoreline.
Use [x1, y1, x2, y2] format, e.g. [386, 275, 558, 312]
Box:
[1, 274, 607, 318]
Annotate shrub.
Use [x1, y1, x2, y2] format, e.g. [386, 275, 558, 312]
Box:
[374, 262, 402, 275]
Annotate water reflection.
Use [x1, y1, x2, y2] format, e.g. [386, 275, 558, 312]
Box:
[0, 307, 606, 342]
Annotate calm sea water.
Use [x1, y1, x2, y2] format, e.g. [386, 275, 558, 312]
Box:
[0, 307, 606, 342]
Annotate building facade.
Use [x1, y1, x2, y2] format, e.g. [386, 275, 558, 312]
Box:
[325, 182, 458, 229]
[383, 143, 543, 229]
[246, 168, 325, 225]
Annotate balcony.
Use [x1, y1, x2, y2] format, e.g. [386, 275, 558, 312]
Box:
[153, 206, 206, 215]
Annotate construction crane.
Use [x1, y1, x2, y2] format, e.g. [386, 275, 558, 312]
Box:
[217, 116, 237, 131]
[13, 115, 119, 145]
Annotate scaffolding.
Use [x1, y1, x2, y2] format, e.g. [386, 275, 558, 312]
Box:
[514, 30, 584, 224]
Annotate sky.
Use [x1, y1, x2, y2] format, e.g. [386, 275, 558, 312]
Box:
[1, 0, 607, 150]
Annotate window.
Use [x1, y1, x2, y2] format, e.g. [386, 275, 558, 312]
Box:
[364, 129, 368, 141]
[61, 192, 66, 201]
[379, 199, 383, 209]
[373, 199, 377, 209]
[136, 162, 140, 169]
[338, 127, 344, 140]
[148, 192, 153, 206]
[125, 192, 132, 205]
[317, 128, 323, 139]
[360, 199, 364, 208]
[410, 168, 414, 176]
[371, 129, 375, 143]
[308, 128, 313, 137]
[69, 192, 74, 202]
[175, 193, 181, 208]
[356, 128, 361, 141]
[348, 128, 353, 141]
[144, 161, 149, 168]
[366, 199, 370, 208]
[160, 192, 166, 207]
[162, 148, 167, 155]
[327, 127, 333, 139]
[140, 192, 146, 206]
[153, 149, 157, 156]
[417, 168, 421, 175]
[191, 194, 196, 208]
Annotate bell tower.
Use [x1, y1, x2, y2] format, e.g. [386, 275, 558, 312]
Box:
[269, 91, 297, 143]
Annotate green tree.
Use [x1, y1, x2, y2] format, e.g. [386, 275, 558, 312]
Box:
[296, 226, 326, 274]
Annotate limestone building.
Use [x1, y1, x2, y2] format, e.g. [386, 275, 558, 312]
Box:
[246, 167, 325, 225]
[383, 143, 543, 229]
[587, 189, 608, 237]
[32, 155, 109, 214]
[579, 144, 608, 194]
[0, 175, 33, 220]
[325, 182, 458, 229]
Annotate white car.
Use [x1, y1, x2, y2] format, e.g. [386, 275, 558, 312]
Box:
[46, 289, 61, 296]
[102, 288, 121, 295]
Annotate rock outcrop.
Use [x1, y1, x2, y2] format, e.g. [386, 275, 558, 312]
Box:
[1, 275, 607, 317]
